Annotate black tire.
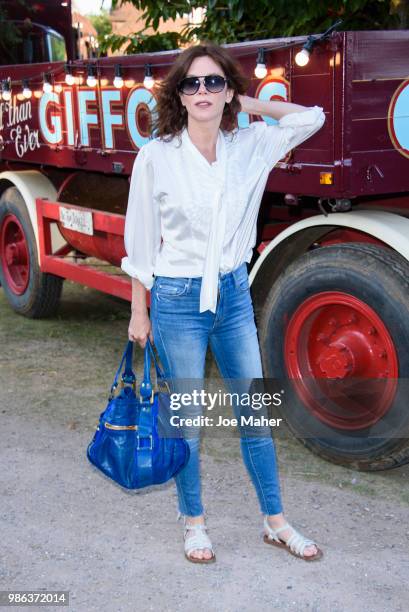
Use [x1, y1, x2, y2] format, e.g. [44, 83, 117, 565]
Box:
[0, 186, 63, 318]
[259, 242, 409, 471]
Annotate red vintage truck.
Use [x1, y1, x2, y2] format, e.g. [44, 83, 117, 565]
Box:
[1, 0, 409, 472]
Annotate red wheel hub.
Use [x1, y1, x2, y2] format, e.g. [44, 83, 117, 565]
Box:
[0, 214, 30, 294]
[284, 292, 398, 430]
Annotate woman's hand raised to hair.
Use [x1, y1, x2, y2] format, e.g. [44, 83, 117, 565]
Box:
[237, 94, 249, 113]
[237, 94, 309, 120]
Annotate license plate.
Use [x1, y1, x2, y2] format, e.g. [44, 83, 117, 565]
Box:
[59, 207, 93, 236]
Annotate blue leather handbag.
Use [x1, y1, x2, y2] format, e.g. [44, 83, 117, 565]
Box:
[86, 338, 190, 489]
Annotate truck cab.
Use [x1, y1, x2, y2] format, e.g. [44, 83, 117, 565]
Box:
[0, 0, 75, 64]
[0, 20, 67, 65]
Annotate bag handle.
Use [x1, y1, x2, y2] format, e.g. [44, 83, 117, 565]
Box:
[140, 337, 168, 401]
[110, 338, 168, 400]
[147, 337, 167, 381]
[109, 340, 135, 396]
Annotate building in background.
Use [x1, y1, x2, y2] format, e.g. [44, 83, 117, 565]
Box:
[70, 1, 205, 57]
[109, 3, 205, 54]
[71, 11, 98, 58]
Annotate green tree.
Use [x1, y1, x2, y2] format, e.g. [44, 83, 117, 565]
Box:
[102, 0, 405, 55]
[89, 9, 113, 38]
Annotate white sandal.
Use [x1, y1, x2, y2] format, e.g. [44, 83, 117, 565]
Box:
[263, 517, 323, 561]
[177, 512, 216, 564]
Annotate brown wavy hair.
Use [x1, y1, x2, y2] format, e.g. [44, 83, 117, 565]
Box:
[151, 42, 249, 140]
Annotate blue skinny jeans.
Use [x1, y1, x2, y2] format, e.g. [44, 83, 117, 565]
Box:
[150, 262, 283, 517]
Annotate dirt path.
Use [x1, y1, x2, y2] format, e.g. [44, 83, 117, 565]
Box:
[0, 282, 408, 612]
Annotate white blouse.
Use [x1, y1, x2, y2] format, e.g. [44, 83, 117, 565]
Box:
[121, 105, 326, 313]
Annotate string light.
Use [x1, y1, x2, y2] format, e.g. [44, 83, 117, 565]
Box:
[113, 64, 123, 89]
[43, 72, 52, 93]
[86, 64, 97, 88]
[0, 19, 342, 110]
[143, 64, 154, 89]
[65, 63, 75, 86]
[295, 19, 343, 67]
[22, 79, 32, 99]
[254, 48, 267, 79]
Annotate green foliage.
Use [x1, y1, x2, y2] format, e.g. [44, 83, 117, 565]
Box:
[89, 9, 113, 38]
[107, 0, 402, 54]
[98, 30, 189, 55]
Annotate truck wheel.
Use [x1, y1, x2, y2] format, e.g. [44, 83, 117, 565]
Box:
[259, 242, 409, 471]
[0, 186, 63, 318]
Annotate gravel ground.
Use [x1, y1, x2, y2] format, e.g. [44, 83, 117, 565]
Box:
[1, 282, 408, 612]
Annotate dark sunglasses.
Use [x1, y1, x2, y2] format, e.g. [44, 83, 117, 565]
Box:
[178, 74, 227, 95]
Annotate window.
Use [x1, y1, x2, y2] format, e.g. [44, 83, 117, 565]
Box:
[47, 32, 67, 62]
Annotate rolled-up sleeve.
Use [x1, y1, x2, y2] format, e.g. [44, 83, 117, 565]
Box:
[247, 105, 326, 171]
[121, 145, 161, 290]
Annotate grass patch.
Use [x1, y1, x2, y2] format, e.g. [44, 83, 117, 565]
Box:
[2, 281, 409, 506]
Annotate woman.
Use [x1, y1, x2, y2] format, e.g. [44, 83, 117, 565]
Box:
[121, 42, 325, 564]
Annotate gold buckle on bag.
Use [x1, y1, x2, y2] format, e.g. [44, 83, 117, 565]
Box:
[104, 423, 138, 431]
[109, 379, 137, 400]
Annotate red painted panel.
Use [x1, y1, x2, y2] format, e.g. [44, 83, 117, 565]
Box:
[35, 197, 151, 306]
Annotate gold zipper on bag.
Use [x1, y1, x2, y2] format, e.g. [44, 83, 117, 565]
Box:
[104, 423, 138, 430]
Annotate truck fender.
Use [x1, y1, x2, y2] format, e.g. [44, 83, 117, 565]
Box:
[249, 210, 409, 310]
[0, 170, 63, 262]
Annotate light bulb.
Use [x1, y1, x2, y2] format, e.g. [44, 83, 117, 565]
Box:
[54, 84, 63, 93]
[295, 36, 316, 68]
[22, 79, 32, 98]
[254, 63, 267, 79]
[144, 75, 154, 89]
[2, 80, 11, 101]
[65, 63, 75, 85]
[295, 49, 310, 66]
[143, 64, 155, 89]
[87, 74, 97, 87]
[43, 73, 52, 93]
[113, 64, 123, 88]
[254, 48, 267, 79]
[86, 64, 97, 88]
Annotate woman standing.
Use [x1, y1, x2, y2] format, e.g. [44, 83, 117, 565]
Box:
[122, 42, 325, 564]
